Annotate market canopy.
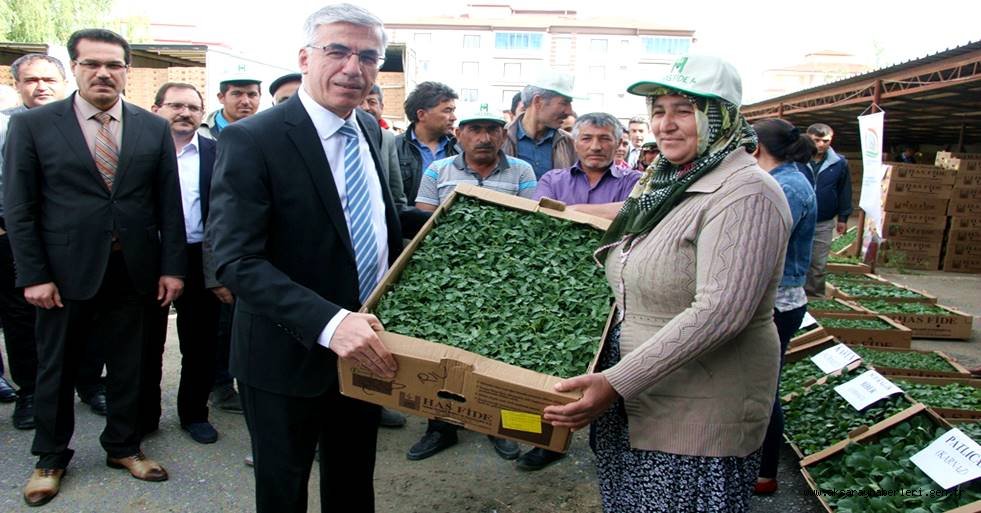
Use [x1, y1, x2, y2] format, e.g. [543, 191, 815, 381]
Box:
[742, 40, 981, 153]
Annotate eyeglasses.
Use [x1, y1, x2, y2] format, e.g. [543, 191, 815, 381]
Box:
[74, 60, 129, 72]
[161, 102, 202, 113]
[307, 43, 384, 69]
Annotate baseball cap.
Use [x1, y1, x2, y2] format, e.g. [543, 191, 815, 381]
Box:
[626, 55, 743, 108]
[528, 69, 584, 100]
[457, 102, 506, 127]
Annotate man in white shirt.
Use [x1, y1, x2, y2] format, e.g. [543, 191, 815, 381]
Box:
[150, 82, 221, 444]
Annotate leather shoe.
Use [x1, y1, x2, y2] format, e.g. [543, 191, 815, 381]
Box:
[80, 390, 107, 416]
[0, 375, 17, 402]
[106, 451, 168, 481]
[516, 447, 565, 470]
[379, 408, 406, 428]
[23, 468, 64, 507]
[182, 422, 218, 444]
[488, 436, 520, 460]
[753, 478, 778, 495]
[407, 430, 458, 460]
[13, 393, 35, 430]
[210, 383, 243, 414]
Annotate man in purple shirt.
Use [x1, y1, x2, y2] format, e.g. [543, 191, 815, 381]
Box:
[533, 112, 641, 220]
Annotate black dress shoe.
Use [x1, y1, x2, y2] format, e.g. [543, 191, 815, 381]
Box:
[379, 408, 407, 428]
[182, 422, 219, 444]
[406, 430, 458, 461]
[516, 447, 566, 470]
[80, 391, 107, 416]
[0, 375, 17, 403]
[487, 436, 520, 460]
[13, 393, 35, 430]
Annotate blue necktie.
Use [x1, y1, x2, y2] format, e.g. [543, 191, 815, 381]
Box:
[339, 121, 379, 304]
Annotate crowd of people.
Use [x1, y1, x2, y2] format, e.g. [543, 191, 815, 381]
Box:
[0, 3, 855, 512]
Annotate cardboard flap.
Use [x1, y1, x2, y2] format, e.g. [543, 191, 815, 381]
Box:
[440, 358, 473, 397]
[535, 197, 567, 212]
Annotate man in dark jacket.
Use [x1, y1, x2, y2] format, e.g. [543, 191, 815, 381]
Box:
[804, 123, 852, 296]
[394, 82, 458, 205]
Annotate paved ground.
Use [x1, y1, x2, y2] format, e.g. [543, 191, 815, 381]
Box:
[0, 269, 977, 512]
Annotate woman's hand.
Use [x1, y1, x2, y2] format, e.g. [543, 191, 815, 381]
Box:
[543, 373, 619, 430]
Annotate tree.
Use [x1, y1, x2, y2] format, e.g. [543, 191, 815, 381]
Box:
[0, 0, 116, 43]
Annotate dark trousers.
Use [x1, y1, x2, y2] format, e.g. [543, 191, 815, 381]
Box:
[139, 304, 169, 434]
[172, 243, 220, 424]
[0, 233, 38, 394]
[759, 304, 808, 479]
[213, 302, 234, 387]
[241, 383, 380, 513]
[32, 252, 148, 468]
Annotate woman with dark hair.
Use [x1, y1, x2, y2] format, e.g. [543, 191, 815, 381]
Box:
[750, 118, 817, 494]
[544, 55, 792, 513]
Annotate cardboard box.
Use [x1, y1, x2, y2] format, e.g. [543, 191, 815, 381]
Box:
[948, 158, 981, 172]
[339, 185, 614, 452]
[857, 303, 974, 340]
[948, 196, 981, 217]
[789, 325, 833, 350]
[852, 346, 972, 379]
[807, 298, 871, 318]
[881, 222, 946, 242]
[882, 195, 949, 215]
[827, 280, 938, 304]
[889, 376, 981, 422]
[882, 162, 957, 184]
[949, 228, 981, 244]
[878, 249, 941, 271]
[882, 211, 948, 229]
[945, 240, 981, 257]
[943, 253, 981, 274]
[953, 173, 981, 189]
[881, 180, 953, 200]
[799, 404, 981, 513]
[882, 239, 943, 256]
[950, 186, 981, 200]
[950, 216, 981, 231]
[810, 313, 912, 349]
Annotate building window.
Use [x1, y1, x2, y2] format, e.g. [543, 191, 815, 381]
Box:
[461, 61, 479, 75]
[641, 36, 691, 56]
[461, 88, 479, 102]
[495, 32, 543, 50]
[503, 62, 522, 79]
[590, 39, 608, 53]
[463, 35, 481, 48]
[414, 32, 431, 44]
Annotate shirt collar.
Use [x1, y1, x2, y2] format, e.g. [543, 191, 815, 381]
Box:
[452, 151, 510, 173]
[516, 121, 554, 144]
[410, 128, 449, 150]
[74, 92, 123, 122]
[177, 133, 200, 158]
[298, 86, 354, 140]
[571, 160, 625, 178]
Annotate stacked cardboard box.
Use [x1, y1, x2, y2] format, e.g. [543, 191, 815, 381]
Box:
[937, 155, 981, 273]
[878, 163, 955, 270]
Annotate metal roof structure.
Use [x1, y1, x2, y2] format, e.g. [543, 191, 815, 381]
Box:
[742, 41, 981, 152]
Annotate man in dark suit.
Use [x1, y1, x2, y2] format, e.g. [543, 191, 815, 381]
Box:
[3, 29, 186, 507]
[207, 4, 400, 512]
[147, 82, 221, 444]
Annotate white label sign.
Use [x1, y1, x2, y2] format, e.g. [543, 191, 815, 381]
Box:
[810, 344, 862, 374]
[799, 312, 819, 330]
[910, 428, 981, 489]
[833, 369, 902, 410]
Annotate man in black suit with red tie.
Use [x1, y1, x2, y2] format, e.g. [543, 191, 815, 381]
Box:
[3, 29, 186, 506]
[207, 4, 401, 512]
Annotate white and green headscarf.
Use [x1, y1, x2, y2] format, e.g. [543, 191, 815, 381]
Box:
[595, 89, 757, 264]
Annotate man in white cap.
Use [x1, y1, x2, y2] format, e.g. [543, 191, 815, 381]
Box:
[198, 75, 262, 140]
[502, 70, 578, 179]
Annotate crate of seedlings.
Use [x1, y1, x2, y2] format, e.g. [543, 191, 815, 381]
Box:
[827, 253, 872, 274]
[812, 314, 913, 349]
[339, 185, 616, 452]
[783, 366, 914, 458]
[857, 300, 974, 340]
[831, 226, 860, 257]
[808, 298, 871, 318]
[781, 337, 861, 402]
[892, 377, 981, 422]
[801, 404, 981, 513]
[849, 345, 971, 379]
[790, 323, 833, 350]
[827, 279, 938, 304]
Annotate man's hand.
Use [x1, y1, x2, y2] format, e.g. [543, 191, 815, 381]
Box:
[157, 275, 184, 307]
[836, 222, 847, 235]
[542, 373, 619, 430]
[24, 282, 63, 309]
[330, 313, 397, 378]
[210, 286, 234, 304]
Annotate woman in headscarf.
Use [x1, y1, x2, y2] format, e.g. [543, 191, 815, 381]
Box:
[544, 55, 792, 513]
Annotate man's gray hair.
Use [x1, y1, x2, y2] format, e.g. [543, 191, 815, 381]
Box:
[627, 116, 649, 129]
[303, 3, 388, 49]
[520, 85, 561, 106]
[11, 54, 66, 82]
[571, 112, 623, 140]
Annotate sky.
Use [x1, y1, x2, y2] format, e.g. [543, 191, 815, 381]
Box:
[114, 0, 980, 103]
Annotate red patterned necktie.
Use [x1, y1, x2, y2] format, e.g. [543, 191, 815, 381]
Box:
[93, 112, 118, 190]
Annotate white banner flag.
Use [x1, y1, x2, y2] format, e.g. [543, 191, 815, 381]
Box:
[858, 111, 886, 242]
